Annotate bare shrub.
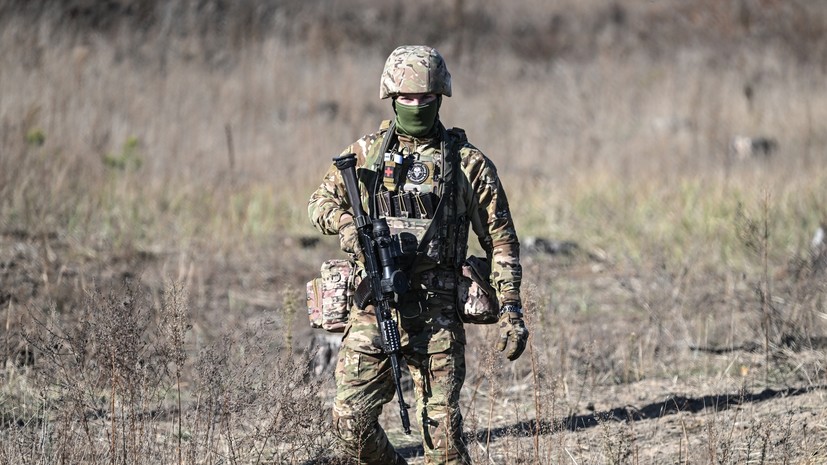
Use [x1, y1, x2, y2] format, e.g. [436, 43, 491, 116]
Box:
[5, 281, 332, 464]
[185, 324, 333, 463]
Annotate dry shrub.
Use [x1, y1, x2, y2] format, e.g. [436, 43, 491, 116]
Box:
[3, 280, 332, 464]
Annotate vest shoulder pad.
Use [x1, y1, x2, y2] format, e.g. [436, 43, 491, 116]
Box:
[448, 127, 467, 145]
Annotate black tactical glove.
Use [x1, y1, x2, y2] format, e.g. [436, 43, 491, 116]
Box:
[496, 304, 528, 361]
[338, 215, 363, 259]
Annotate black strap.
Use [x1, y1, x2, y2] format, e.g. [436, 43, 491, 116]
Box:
[410, 124, 458, 261]
[393, 155, 414, 192]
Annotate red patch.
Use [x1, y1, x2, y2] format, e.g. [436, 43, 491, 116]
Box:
[384, 166, 394, 178]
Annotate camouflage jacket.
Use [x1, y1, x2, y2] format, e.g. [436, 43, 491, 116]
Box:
[308, 120, 522, 308]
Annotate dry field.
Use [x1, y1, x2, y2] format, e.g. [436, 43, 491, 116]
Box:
[2, 1, 827, 463]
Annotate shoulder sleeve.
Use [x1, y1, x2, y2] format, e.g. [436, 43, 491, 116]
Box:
[307, 131, 383, 235]
[459, 144, 522, 306]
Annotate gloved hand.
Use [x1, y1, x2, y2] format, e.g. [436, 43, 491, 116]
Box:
[338, 214, 362, 258]
[496, 305, 528, 361]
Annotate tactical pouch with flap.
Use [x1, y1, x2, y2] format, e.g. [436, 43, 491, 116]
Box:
[456, 255, 499, 324]
[306, 259, 357, 332]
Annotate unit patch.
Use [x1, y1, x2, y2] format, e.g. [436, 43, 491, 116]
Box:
[407, 162, 429, 184]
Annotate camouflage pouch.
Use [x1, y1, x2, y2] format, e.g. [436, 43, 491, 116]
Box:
[456, 255, 499, 324]
[306, 259, 357, 332]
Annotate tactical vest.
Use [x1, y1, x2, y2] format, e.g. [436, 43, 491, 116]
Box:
[360, 120, 470, 272]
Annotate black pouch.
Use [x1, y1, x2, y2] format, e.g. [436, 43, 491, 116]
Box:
[394, 191, 413, 218]
[377, 190, 394, 217]
[413, 192, 437, 219]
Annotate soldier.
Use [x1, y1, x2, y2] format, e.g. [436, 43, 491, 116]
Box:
[308, 45, 528, 465]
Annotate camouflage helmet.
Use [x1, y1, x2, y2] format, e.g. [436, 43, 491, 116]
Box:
[380, 45, 452, 100]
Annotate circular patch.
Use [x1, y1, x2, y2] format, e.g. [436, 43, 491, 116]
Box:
[407, 162, 429, 184]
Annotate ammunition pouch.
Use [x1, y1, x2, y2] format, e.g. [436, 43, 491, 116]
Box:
[378, 190, 438, 219]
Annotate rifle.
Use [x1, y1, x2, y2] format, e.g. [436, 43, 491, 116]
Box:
[333, 153, 412, 435]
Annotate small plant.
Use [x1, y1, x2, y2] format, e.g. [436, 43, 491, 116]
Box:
[25, 128, 45, 147]
[160, 280, 190, 465]
[103, 136, 143, 171]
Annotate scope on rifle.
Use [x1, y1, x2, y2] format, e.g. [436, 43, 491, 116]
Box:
[373, 218, 409, 295]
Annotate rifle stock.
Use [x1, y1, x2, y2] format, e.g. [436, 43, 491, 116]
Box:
[333, 153, 412, 435]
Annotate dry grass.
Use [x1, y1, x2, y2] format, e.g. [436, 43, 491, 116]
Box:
[2, 0, 827, 463]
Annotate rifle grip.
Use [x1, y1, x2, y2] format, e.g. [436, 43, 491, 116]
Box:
[354, 279, 371, 309]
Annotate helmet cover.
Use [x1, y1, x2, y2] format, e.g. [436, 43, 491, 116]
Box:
[380, 45, 452, 99]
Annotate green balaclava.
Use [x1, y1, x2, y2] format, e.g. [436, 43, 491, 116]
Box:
[394, 96, 441, 137]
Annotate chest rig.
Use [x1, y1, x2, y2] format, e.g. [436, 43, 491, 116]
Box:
[360, 120, 470, 271]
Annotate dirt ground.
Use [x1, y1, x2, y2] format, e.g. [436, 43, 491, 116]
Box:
[5, 230, 824, 464]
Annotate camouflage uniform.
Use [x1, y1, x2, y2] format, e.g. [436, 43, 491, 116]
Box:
[308, 46, 526, 465]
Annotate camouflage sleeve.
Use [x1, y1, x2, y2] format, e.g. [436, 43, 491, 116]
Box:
[460, 146, 522, 306]
[308, 161, 351, 235]
[307, 132, 382, 235]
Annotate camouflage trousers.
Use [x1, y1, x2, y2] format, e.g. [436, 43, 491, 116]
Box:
[332, 344, 470, 464]
[332, 272, 471, 465]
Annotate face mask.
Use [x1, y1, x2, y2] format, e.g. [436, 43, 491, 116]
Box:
[394, 97, 440, 137]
